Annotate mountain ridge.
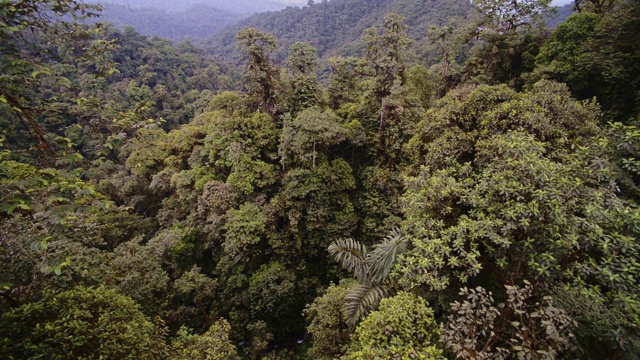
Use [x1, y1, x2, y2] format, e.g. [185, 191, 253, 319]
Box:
[95, 3, 246, 42]
[90, 0, 290, 13]
[204, 0, 477, 63]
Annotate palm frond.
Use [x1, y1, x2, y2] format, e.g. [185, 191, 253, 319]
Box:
[343, 283, 387, 327]
[367, 228, 408, 284]
[328, 237, 368, 282]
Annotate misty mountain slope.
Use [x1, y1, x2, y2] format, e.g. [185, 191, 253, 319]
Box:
[96, 3, 246, 41]
[547, 3, 575, 28]
[91, 0, 290, 13]
[204, 0, 477, 62]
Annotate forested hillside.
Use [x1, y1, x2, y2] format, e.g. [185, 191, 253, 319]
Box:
[205, 0, 477, 62]
[88, 0, 306, 42]
[1, 0, 640, 359]
[95, 3, 246, 41]
[91, 0, 289, 13]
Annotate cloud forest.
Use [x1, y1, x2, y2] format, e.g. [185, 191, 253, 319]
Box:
[1, 0, 639, 359]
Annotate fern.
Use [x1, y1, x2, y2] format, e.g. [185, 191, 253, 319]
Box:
[367, 228, 408, 284]
[328, 228, 409, 326]
[343, 284, 387, 327]
[328, 238, 368, 282]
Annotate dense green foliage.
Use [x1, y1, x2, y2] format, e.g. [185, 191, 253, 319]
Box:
[535, 1, 640, 122]
[0, 286, 170, 359]
[344, 292, 443, 359]
[2, 0, 640, 359]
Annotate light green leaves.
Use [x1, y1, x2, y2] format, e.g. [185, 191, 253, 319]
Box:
[0, 199, 30, 214]
[345, 292, 444, 359]
[399, 80, 640, 356]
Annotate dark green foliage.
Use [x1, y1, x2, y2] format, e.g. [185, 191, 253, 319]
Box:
[304, 280, 355, 359]
[172, 319, 240, 360]
[327, 56, 361, 109]
[280, 107, 351, 168]
[574, 0, 620, 14]
[287, 42, 321, 75]
[0, 0, 114, 161]
[236, 28, 282, 119]
[536, 12, 601, 93]
[0, 286, 169, 359]
[285, 43, 325, 113]
[0, 155, 139, 304]
[360, 12, 412, 102]
[98, 26, 239, 130]
[462, 0, 551, 87]
[535, 1, 640, 122]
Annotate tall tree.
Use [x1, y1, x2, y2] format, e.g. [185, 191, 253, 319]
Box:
[236, 28, 282, 120]
[474, 0, 552, 33]
[326, 56, 360, 110]
[360, 12, 411, 104]
[359, 13, 421, 168]
[285, 42, 324, 115]
[465, 0, 550, 86]
[574, 0, 619, 14]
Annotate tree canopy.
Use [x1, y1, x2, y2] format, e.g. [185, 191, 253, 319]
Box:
[1, 0, 639, 359]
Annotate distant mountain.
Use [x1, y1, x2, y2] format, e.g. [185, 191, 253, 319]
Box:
[204, 0, 477, 63]
[92, 0, 573, 58]
[91, 0, 289, 13]
[90, 0, 308, 42]
[95, 3, 246, 42]
[547, 4, 575, 28]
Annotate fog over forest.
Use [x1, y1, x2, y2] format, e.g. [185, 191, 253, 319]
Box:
[86, 0, 311, 41]
[91, 0, 307, 12]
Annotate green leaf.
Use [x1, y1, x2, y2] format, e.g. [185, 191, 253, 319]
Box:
[344, 284, 387, 326]
[368, 228, 408, 284]
[0, 202, 13, 214]
[56, 77, 72, 88]
[329, 238, 369, 282]
[16, 203, 30, 210]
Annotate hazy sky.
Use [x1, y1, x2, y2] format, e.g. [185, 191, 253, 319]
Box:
[96, 0, 574, 12]
[101, 0, 572, 7]
[281, 0, 573, 4]
[279, 0, 574, 5]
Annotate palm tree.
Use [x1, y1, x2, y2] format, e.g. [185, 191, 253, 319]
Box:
[328, 228, 408, 326]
